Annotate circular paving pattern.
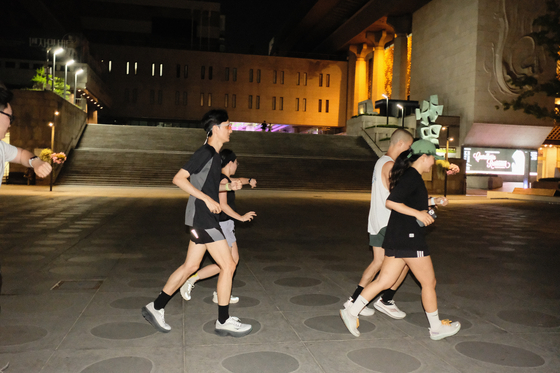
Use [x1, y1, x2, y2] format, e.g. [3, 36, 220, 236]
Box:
[222, 351, 298, 373]
[81, 357, 153, 373]
[497, 310, 560, 327]
[310, 254, 341, 261]
[0, 325, 48, 346]
[290, 294, 340, 307]
[203, 296, 260, 308]
[128, 279, 166, 289]
[198, 279, 246, 289]
[323, 264, 363, 272]
[5, 295, 75, 314]
[262, 265, 301, 273]
[127, 266, 167, 274]
[110, 296, 154, 310]
[274, 277, 322, 288]
[253, 254, 288, 262]
[348, 348, 421, 373]
[405, 312, 472, 330]
[304, 315, 376, 334]
[203, 318, 261, 335]
[91, 322, 157, 340]
[455, 341, 545, 367]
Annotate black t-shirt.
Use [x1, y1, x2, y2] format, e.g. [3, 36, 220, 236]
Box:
[383, 168, 429, 251]
[219, 174, 237, 222]
[182, 143, 222, 229]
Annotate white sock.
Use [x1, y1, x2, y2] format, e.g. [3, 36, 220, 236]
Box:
[188, 273, 199, 284]
[349, 295, 369, 317]
[426, 310, 441, 330]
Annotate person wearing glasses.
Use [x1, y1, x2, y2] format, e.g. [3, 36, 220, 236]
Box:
[180, 149, 257, 304]
[142, 109, 253, 337]
[0, 83, 52, 188]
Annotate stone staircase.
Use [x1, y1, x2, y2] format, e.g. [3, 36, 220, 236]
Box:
[57, 124, 377, 191]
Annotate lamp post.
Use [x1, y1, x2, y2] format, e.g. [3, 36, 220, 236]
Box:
[74, 69, 83, 105]
[382, 93, 389, 125]
[397, 104, 404, 128]
[443, 126, 453, 197]
[51, 48, 64, 92]
[49, 111, 59, 192]
[64, 60, 74, 100]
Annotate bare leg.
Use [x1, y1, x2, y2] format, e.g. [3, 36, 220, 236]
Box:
[403, 256, 437, 312]
[205, 240, 236, 306]
[162, 241, 207, 295]
[357, 246, 385, 287]
[189, 241, 239, 281]
[360, 257, 407, 302]
[389, 265, 409, 291]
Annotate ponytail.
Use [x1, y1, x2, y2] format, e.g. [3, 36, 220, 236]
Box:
[389, 149, 421, 191]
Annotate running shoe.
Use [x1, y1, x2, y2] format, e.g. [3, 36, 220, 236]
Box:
[429, 319, 461, 340]
[339, 308, 360, 337]
[180, 279, 195, 301]
[215, 316, 252, 337]
[212, 291, 239, 304]
[373, 298, 406, 319]
[343, 297, 374, 316]
[141, 302, 171, 333]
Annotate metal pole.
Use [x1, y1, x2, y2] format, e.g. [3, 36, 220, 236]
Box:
[74, 73, 78, 105]
[64, 65, 68, 100]
[386, 97, 389, 125]
[50, 124, 54, 192]
[52, 53, 56, 92]
[444, 131, 449, 197]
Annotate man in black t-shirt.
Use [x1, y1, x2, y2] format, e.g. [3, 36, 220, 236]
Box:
[142, 109, 253, 337]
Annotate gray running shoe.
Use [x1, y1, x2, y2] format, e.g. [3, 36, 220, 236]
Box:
[141, 302, 171, 333]
[180, 279, 195, 301]
[215, 316, 252, 337]
[429, 320, 461, 340]
[373, 298, 406, 319]
[212, 291, 239, 304]
[339, 308, 360, 337]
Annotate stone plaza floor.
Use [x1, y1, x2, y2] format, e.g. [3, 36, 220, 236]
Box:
[0, 185, 559, 373]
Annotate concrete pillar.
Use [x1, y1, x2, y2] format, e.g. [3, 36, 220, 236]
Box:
[367, 31, 393, 102]
[348, 43, 372, 117]
[391, 33, 408, 100]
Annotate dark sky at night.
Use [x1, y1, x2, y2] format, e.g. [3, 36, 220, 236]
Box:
[220, 0, 302, 55]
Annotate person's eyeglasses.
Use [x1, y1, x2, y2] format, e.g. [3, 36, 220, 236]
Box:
[0, 111, 15, 124]
[217, 123, 232, 130]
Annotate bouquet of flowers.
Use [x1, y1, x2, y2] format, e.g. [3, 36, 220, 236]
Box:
[51, 152, 67, 164]
[39, 148, 67, 164]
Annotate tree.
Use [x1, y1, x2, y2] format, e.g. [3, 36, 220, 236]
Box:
[31, 67, 70, 98]
[502, 0, 560, 122]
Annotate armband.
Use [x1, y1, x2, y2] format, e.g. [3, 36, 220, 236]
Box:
[429, 197, 436, 206]
[225, 183, 232, 191]
[248, 178, 252, 183]
[29, 156, 38, 168]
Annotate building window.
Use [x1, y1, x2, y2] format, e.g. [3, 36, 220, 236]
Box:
[225, 67, 230, 81]
[232, 94, 236, 108]
[150, 89, 155, 104]
[326, 74, 330, 87]
[183, 92, 188, 105]
[201, 66, 205, 79]
[184, 65, 188, 78]
[248, 95, 253, 109]
[272, 97, 276, 110]
[281, 71, 284, 84]
[296, 98, 299, 111]
[297, 72, 300, 85]
[257, 69, 261, 83]
[319, 73, 323, 87]
[224, 94, 228, 107]
[303, 98, 306, 112]
[159, 64, 163, 77]
[200, 93, 204, 106]
[249, 69, 253, 82]
[233, 68, 237, 81]
[280, 97, 283, 111]
[158, 90, 163, 104]
[208, 93, 212, 106]
[318, 99, 322, 112]
[134, 62, 138, 75]
[175, 91, 180, 105]
[124, 88, 130, 103]
[273, 70, 277, 84]
[326, 99, 329, 113]
[108, 60, 112, 73]
[209, 66, 213, 80]
[151, 63, 155, 77]
[176, 64, 181, 78]
[126, 62, 130, 75]
[303, 73, 307, 86]
[256, 95, 260, 109]
[132, 89, 137, 103]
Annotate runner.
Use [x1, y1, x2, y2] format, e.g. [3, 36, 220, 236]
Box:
[180, 149, 257, 304]
[142, 109, 252, 337]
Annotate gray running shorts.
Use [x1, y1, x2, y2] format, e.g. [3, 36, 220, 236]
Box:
[369, 226, 387, 247]
[219, 219, 236, 247]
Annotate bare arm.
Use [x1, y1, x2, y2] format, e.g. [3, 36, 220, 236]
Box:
[173, 168, 221, 214]
[12, 148, 52, 178]
[235, 177, 257, 188]
[386, 199, 434, 226]
[381, 161, 394, 191]
[218, 189, 256, 222]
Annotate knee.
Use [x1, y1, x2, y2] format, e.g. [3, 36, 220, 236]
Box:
[183, 262, 199, 275]
[221, 260, 236, 275]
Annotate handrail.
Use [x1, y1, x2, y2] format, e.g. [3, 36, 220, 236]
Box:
[360, 128, 384, 157]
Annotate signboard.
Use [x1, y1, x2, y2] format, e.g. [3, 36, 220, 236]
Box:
[463, 147, 537, 175]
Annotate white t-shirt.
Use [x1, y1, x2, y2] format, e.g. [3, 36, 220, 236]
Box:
[0, 140, 18, 187]
[367, 154, 393, 235]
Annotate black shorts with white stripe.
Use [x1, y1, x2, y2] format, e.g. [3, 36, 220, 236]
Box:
[384, 248, 430, 258]
[186, 226, 226, 244]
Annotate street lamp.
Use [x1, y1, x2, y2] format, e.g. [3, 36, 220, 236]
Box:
[49, 111, 59, 192]
[51, 48, 64, 92]
[442, 126, 454, 197]
[396, 104, 404, 128]
[382, 93, 389, 125]
[74, 69, 84, 105]
[64, 60, 74, 100]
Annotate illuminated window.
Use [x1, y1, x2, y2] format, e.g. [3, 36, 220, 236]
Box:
[184, 65, 188, 78]
[232, 94, 236, 108]
[280, 71, 284, 84]
[326, 74, 330, 87]
[319, 74, 323, 87]
[151, 64, 155, 76]
[225, 67, 229, 81]
[318, 99, 322, 112]
[108, 60, 112, 73]
[183, 92, 188, 105]
[297, 72, 300, 85]
[126, 62, 130, 75]
[176, 64, 181, 78]
[303, 98, 306, 111]
[158, 90, 162, 104]
[175, 91, 180, 105]
[256, 96, 260, 109]
[201, 66, 205, 79]
[280, 97, 283, 111]
[224, 94, 228, 107]
[134, 62, 138, 75]
[249, 69, 253, 82]
[248, 95, 253, 109]
[150, 89, 155, 104]
[159, 64, 163, 77]
[209, 66, 213, 80]
[273, 70, 277, 84]
[325, 100, 329, 113]
[233, 68, 237, 81]
[257, 69, 261, 83]
[272, 97, 276, 110]
[296, 98, 299, 111]
[200, 93, 204, 106]
[208, 93, 212, 106]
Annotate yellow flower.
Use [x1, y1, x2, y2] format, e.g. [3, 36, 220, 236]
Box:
[39, 148, 53, 162]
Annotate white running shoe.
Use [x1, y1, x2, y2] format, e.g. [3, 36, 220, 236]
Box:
[141, 302, 171, 333]
[180, 279, 195, 301]
[339, 308, 360, 337]
[373, 298, 406, 319]
[429, 320, 461, 340]
[215, 316, 252, 337]
[343, 297, 374, 316]
[212, 291, 239, 304]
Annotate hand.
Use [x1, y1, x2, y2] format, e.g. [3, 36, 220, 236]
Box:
[33, 160, 52, 178]
[240, 211, 257, 222]
[249, 178, 257, 188]
[230, 179, 242, 190]
[436, 197, 448, 206]
[204, 198, 222, 214]
[416, 210, 434, 226]
[446, 164, 460, 175]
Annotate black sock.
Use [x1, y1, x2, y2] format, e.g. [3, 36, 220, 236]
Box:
[153, 291, 172, 310]
[218, 305, 230, 324]
[351, 285, 364, 302]
[381, 289, 396, 303]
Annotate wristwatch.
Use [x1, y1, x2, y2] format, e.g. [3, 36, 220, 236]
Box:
[28, 156, 38, 168]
